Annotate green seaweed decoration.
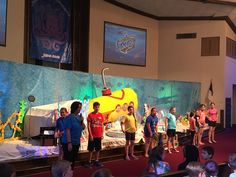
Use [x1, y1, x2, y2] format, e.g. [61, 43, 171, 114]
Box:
[14, 99, 27, 138]
[19, 99, 27, 122]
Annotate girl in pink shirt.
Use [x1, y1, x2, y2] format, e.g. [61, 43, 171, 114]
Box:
[207, 102, 218, 143]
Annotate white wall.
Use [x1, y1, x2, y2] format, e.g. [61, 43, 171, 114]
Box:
[0, 0, 25, 63]
[158, 20, 226, 112]
[89, 0, 159, 79]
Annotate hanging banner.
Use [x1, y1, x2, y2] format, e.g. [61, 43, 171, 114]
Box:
[29, 0, 72, 63]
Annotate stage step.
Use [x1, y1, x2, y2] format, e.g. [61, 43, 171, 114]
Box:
[11, 125, 224, 176]
[15, 145, 143, 176]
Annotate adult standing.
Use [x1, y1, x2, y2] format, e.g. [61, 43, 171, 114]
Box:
[166, 107, 179, 154]
[207, 102, 218, 143]
[144, 107, 158, 157]
[63, 101, 85, 170]
[121, 106, 138, 160]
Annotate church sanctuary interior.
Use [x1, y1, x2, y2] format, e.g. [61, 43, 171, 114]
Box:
[0, 0, 236, 177]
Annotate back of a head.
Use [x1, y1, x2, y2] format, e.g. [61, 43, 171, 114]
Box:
[186, 161, 204, 177]
[204, 160, 218, 177]
[91, 168, 113, 177]
[149, 146, 165, 163]
[202, 146, 214, 159]
[184, 145, 199, 162]
[229, 153, 236, 170]
[51, 160, 71, 177]
[0, 163, 16, 177]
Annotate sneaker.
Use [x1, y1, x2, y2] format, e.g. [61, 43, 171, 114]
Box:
[94, 160, 103, 167]
[84, 161, 93, 168]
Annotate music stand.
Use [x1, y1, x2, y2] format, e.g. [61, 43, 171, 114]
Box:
[27, 95, 35, 142]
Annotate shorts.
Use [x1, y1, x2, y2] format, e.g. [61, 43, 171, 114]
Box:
[125, 132, 135, 141]
[88, 138, 102, 152]
[167, 129, 176, 137]
[208, 121, 217, 127]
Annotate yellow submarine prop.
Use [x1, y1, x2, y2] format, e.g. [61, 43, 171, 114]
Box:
[89, 88, 138, 122]
[89, 68, 138, 122]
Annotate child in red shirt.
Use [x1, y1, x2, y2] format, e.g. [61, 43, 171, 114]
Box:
[86, 102, 104, 167]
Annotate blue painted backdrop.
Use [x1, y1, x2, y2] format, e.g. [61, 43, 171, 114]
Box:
[0, 60, 200, 138]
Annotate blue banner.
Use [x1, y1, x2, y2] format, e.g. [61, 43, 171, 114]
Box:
[29, 0, 72, 63]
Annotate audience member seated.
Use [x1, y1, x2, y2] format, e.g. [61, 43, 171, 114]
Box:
[0, 163, 16, 177]
[185, 161, 204, 177]
[201, 146, 214, 162]
[228, 153, 236, 177]
[51, 160, 73, 177]
[203, 160, 218, 177]
[178, 145, 199, 170]
[145, 146, 170, 175]
[91, 168, 114, 177]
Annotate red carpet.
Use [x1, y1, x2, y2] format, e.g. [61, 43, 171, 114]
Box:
[23, 128, 236, 177]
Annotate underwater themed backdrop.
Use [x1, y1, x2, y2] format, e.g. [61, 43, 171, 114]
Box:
[0, 60, 200, 139]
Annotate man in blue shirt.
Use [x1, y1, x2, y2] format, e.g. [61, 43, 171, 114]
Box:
[144, 107, 158, 157]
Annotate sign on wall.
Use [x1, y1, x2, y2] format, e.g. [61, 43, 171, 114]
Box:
[104, 22, 147, 67]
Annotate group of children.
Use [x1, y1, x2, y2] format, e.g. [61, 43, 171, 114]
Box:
[54, 101, 140, 169]
[188, 102, 218, 147]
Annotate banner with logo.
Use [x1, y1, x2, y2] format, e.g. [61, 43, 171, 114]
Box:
[29, 0, 72, 63]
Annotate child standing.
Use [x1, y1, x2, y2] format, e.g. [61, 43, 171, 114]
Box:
[189, 112, 198, 146]
[144, 107, 158, 157]
[87, 102, 104, 167]
[198, 104, 207, 145]
[166, 106, 179, 154]
[54, 108, 68, 160]
[121, 105, 138, 160]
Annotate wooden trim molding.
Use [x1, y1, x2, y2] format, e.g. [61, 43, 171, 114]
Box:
[189, 0, 236, 7]
[104, 0, 236, 34]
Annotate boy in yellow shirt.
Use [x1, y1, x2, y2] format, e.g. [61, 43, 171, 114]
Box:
[120, 106, 138, 160]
